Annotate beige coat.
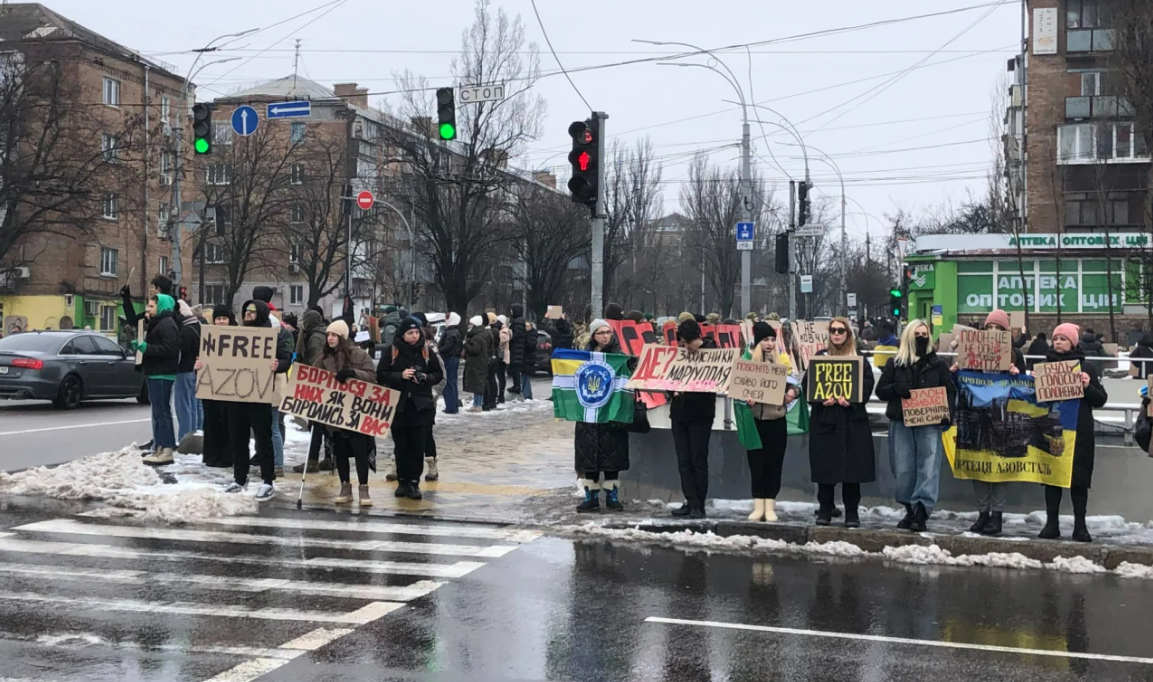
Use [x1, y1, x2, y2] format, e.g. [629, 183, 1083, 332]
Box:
[750, 349, 797, 421]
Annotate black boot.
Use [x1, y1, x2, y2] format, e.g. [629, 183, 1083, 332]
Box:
[844, 507, 860, 528]
[897, 503, 913, 530]
[981, 512, 1003, 536]
[576, 481, 600, 513]
[815, 507, 833, 526]
[688, 504, 706, 520]
[969, 511, 990, 534]
[1039, 518, 1061, 539]
[394, 481, 410, 498]
[909, 502, 928, 532]
[1072, 519, 1092, 543]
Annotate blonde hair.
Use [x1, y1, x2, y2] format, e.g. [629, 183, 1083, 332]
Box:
[751, 336, 778, 363]
[895, 319, 930, 367]
[826, 317, 857, 357]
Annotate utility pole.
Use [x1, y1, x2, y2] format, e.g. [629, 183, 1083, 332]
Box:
[788, 181, 797, 321]
[589, 111, 608, 319]
[740, 119, 752, 315]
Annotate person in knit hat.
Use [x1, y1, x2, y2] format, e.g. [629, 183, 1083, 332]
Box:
[319, 316, 378, 506]
[574, 319, 629, 513]
[668, 318, 718, 518]
[463, 315, 493, 412]
[625, 310, 645, 324]
[200, 306, 237, 469]
[136, 293, 181, 466]
[1036, 322, 1107, 542]
[677, 311, 695, 324]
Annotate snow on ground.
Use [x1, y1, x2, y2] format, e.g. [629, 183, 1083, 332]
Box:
[556, 523, 1150, 579]
[434, 396, 555, 424]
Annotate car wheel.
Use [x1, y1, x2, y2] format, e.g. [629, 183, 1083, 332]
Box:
[137, 381, 150, 405]
[53, 375, 83, 410]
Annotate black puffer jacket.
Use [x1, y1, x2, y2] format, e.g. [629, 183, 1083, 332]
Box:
[1026, 336, 1050, 371]
[141, 308, 181, 377]
[377, 335, 444, 428]
[669, 337, 718, 424]
[553, 318, 574, 351]
[509, 304, 528, 371]
[875, 350, 955, 423]
[438, 324, 463, 359]
[1045, 346, 1108, 488]
[808, 349, 876, 484]
[177, 315, 201, 373]
[1130, 334, 1153, 380]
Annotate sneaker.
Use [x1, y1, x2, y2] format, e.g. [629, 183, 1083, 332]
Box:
[224, 482, 247, 493]
[254, 483, 274, 502]
[142, 448, 174, 466]
[138, 439, 154, 453]
[467, 406, 482, 413]
[407, 481, 423, 500]
[688, 506, 706, 520]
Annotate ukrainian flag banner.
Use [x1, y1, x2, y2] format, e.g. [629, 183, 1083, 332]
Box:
[551, 349, 635, 425]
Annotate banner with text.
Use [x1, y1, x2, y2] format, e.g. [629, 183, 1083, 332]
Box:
[902, 387, 951, 427]
[195, 326, 282, 404]
[279, 364, 399, 437]
[805, 357, 864, 403]
[626, 344, 740, 394]
[608, 319, 665, 408]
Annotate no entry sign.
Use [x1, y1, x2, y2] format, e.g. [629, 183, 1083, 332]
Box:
[356, 190, 374, 211]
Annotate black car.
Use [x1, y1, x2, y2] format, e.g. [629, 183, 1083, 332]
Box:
[0, 331, 148, 409]
[533, 330, 553, 376]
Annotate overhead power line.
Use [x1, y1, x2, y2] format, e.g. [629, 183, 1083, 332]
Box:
[530, 0, 592, 111]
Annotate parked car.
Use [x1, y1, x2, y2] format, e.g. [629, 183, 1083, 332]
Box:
[0, 331, 148, 409]
[533, 330, 554, 376]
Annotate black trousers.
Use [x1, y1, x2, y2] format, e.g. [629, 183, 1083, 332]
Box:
[229, 402, 274, 486]
[818, 483, 861, 512]
[201, 400, 232, 468]
[333, 434, 370, 485]
[1044, 484, 1089, 524]
[509, 367, 521, 392]
[306, 422, 324, 462]
[747, 418, 788, 499]
[392, 425, 427, 483]
[496, 361, 507, 399]
[425, 424, 437, 460]
[672, 420, 712, 506]
[483, 361, 498, 410]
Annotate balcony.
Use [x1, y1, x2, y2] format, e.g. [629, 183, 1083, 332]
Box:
[1067, 28, 1115, 53]
[1066, 96, 1134, 121]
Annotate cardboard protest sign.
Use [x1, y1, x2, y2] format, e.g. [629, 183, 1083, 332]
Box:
[805, 357, 864, 403]
[791, 320, 830, 370]
[195, 326, 282, 404]
[1009, 311, 1025, 331]
[1102, 343, 1119, 370]
[1033, 360, 1084, 402]
[956, 329, 1012, 371]
[545, 305, 563, 320]
[626, 344, 739, 394]
[368, 316, 380, 343]
[135, 319, 144, 365]
[607, 319, 665, 408]
[279, 364, 399, 437]
[662, 321, 678, 346]
[729, 358, 788, 406]
[901, 387, 950, 427]
[937, 333, 956, 354]
[740, 320, 754, 347]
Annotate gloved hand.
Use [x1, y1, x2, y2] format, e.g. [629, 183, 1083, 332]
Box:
[335, 368, 356, 383]
[939, 416, 952, 428]
[119, 284, 131, 297]
[896, 384, 912, 400]
[130, 340, 148, 354]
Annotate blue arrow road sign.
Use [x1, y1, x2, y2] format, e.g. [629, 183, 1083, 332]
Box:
[267, 100, 312, 119]
[736, 222, 755, 241]
[231, 105, 258, 136]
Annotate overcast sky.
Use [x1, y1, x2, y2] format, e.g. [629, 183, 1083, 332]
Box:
[45, 0, 1022, 243]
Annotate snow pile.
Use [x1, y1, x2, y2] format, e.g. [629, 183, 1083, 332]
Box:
[883, 544, 1044, 570]
[1115, 562, 1153, 579]
[1048, 556, 1108, 574]
[0, 446, 255, 521]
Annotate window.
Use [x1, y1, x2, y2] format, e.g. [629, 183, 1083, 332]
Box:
[102, 77, 120, 106]
[159, 255, 169, 276]
[213, 121, 233, 146]
[206, 163, 232, 185]
[1067, 0, 1109, 28]
[291, 163, 305, 184]
[1081, 72, 1101, 97]
[289, 243, 303, 264]
[204, 243, 226, 264]
[1058, 124, 1095, 162]
[102, 193, 118, 219]
[290, 285, 304, 305]
[92, 334, 123, 354]
[213, 205, 229, 234]
[160, 151, 172, 184]
[291, 203, 305, 224]
[158, 203, 170, 236]
[160, 96, 171, 131]
[62, 336, 98, 356]
[204, 284, 226, 306]
[100, 247, 118, 276]
[99, 307, 117, 333]
[1066, 198, 1130, 226]
[291, 122, 305, 143]
[1058, 123, 1150, 163]
[102, 133, 118, 163]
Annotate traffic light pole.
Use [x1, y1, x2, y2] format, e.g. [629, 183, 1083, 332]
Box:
[740, 121, 752, 316]
[787, 181, 797, 321]
[590, 111, 608, 319]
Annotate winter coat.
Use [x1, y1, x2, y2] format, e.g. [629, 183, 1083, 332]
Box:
[296, 309, 327, 367]
[808, 349, 876, 485]
[1130, 334, 1153, 380]
[1080, 333, 1107, 373]
[499, 326, 512, 365]
[669, 337, 719, 425]
[438, 324, 463, 359]
[463, 326, 493, 395]
[875, 350, 955, 423]
[428, 340, 447, 404]
[743, 349, 796, 421]
[240, 299, 293, 374]
[141, 297, 182, 377]
[574, 336, 630, 473]
[1045, 346, 1108, 488]
[317, 341, 377, 470]
[380, 310, 402, 348]
[177, 316, 201, 374]
[553, 318, 574, 351]
[1135, 398, 1151, 453]
[509, 305, 529, 371]
[377, 335, 444, 428]
[1026, 337, 1051, 371]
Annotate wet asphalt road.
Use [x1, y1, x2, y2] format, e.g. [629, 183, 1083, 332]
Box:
[0, 500, 1152, 681]
[0, 399, 149, 471]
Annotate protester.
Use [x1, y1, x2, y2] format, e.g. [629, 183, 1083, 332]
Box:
[669, 319, 717, 519]
[174, 300, 202, 442]
[553, 314, 574, 351]
[464, 315, 492, 413]
[877, 319, 954, 533]
[377, 317, 443, 499]
[252, 286, 293, 478]
[318, 320, 378, 505]
[1130, 332, 1153, 380]
[291, 308, 333, 475]
[808, 317, 875, 527]
[135, 294, 181, 466]
[739, 322, 799, 523]
[1026, 332, 1050, 371]
[496, 314, 511, 402]
[379, 306, 402, 347]
[1080, 328, 1107, 374]
[1039, 323, 1108, 542]
[508, 304, 528, 396]
[1135, 385, 1151, 453]
[223, 300, 280, 502]
[575, 320, 630, 513]
[413, 313, 447, 483]
[199, 306, 235, 469]
[120, 275, 174, 329]
[520, 321, 536, 400]
[872, 321, 899, 368]
[438, 313, 463, 414]
[605, 303, 625, 321]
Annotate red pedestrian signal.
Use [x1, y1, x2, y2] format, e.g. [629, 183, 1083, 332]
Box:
[577, 151, 590, 172]
[567, 118, 599, 210]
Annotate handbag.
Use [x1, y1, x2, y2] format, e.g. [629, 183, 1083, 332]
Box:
[625, 397, 651, 434]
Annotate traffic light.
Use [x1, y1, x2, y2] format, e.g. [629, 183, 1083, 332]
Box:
[567, 118, 599, 211]
[178, 286, 188, 302]
[436, 88, 456, 141]
[192, 103, 212, 155]
[775, 233, 789, 274]
[889, 287, 903, 318]
[797, 180, 811, 226]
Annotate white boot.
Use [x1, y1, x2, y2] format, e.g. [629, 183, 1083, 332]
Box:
[748, 498, 765, 522]
[763, 499, 778, 522]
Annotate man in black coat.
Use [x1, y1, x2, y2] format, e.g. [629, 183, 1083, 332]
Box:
[223, 300, 282, 502]
[553, 316, 574, 351]
[437, 312, 464, 414]
[508, 303, 530, 396]
[669, 319, 717, 519]
[377, 316, 444, 498]
[136, 293, 181, 465]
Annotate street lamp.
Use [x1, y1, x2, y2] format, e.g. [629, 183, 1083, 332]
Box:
[786, 143, 847, 318]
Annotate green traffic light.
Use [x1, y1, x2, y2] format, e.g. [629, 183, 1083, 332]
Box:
[439, 123, 455, 140]
[890, 289, 902, 298]
[194, 138, 210, 154]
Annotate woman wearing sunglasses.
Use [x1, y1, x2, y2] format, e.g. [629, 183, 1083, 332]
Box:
[808, 317, 875, 527]
[877, 319, 955, 532]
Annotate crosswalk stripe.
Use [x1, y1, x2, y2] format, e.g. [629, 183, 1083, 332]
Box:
[202, 657, 287, 682]
[25, 632, 301, 660]
[14, 519, 518, 558]
[0, 592, 402, 624]
[0, 562, 445, 601]
[0, 535, 487, 578]
[166, 514, 543, 543]
[201, 628, 356, 682]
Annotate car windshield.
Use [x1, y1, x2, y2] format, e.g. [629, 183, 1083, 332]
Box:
[0, 333, 65, 353]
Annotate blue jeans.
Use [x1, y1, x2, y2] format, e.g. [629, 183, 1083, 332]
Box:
[271, 406, 284, 467]
[148, 378, 176, 449]
[522, 372, 533, 399]
[888, 421, 943, 513]
[443, 356, 460, 413]
[174, 372, 200, 440]
[472, 393, 483, 407]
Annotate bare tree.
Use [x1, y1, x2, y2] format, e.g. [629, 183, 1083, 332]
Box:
[601, 137, 664, 305]
[510, 184, 588, 320]
[383, 0, 545, 313]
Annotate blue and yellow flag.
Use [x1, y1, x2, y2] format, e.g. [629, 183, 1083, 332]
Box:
[551, 349, 634, 424]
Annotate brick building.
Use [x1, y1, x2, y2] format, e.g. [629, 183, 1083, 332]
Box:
[0, 3, 192, 336]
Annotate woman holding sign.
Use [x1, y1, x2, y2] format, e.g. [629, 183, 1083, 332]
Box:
[808, 317, 874, 527]
[574, 319, 630, 513]
[877, 319, 955, 533]
[740, 322, 799, 522]
[318, 320, 378, 506]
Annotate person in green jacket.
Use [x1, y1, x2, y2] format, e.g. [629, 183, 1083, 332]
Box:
[134, 294, 181, 465]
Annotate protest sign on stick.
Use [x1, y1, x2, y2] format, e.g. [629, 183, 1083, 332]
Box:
[1033, 360, 1084, 402]
[729, 359, 788, 405]
[546, 306, 563, 320]
[956, 329, 1012, 371]
[805, 357, 864, 403]
[626, 344, 739, 394]
[279, 364, 399, 437]
[195, 326, 282, 404]
[901, 387, 950, 427]
[135, 320, 144, 365]
[791, 320, 830, 370]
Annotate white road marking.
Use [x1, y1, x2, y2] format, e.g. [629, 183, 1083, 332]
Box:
[0, 592, 402, 624]
[0, 536, 486, 578]
[15, 519, 517, 558]
[278, 627, 355, 651]
[0, 562, 444, 601]
[26, 631, 300, 660]
[201, 626, 365, 682]
[0, 418, 149, 437]
[645, 617, 1153, 665]
[172, 514, 542, 543]
[201, 657, 287, 682]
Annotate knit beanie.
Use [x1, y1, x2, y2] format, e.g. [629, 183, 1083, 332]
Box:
[411, 312, 428, 327]
[678, 319, 702, 342]
[984, 309, 1011, 331]
[326, 320, 349, 339]
[694, 313, 707, 324]
[753, 321, 775, 345]
[1053, 323, 1081, 346]
[469, 315, 483, 327]
[397, 316, 423, 340]
[677, 311, 695, 323]
[589, 319, 611, 335]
